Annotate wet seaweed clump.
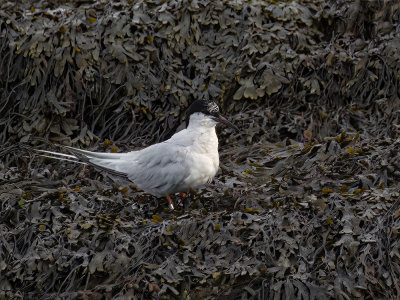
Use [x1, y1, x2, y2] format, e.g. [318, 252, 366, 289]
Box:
[1, 0, 400, 299]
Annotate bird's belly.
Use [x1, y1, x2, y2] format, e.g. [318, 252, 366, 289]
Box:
[183, 152, 219, 190]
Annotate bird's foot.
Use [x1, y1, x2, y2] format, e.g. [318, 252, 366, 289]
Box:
[166, 195, 174, 210]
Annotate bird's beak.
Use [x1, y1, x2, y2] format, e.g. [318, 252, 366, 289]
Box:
[214, 113, 239, 132]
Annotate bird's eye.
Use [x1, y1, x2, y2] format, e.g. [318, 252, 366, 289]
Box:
[207, 102, 219, 113]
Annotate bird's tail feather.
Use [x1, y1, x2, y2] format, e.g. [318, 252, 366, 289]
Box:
[64, 146, 127, 160]
[36, 153, 87, 165]
[36, 149, 79, 160]
[35, 146, 131, 179]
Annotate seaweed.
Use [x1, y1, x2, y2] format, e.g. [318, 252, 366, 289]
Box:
[1, 0, 400, 299]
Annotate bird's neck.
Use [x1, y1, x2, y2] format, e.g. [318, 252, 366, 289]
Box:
[187, 113, 217, 131]
[187, 114, 218, 151]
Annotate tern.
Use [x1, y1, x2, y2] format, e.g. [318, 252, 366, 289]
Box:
[37, 100, 239, 209]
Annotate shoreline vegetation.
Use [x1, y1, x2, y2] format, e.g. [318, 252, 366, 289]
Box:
[1, 1, 400, 299]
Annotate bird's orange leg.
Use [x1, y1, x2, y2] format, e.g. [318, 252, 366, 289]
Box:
[180, 192, 187, 198]
[166, 195, 174, 210]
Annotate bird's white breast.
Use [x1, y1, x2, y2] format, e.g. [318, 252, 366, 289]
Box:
[184, 128, 219, 188]
[169, 113, 220, 192]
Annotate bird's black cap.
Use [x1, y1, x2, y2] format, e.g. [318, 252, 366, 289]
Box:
[187, 100, 239, 131]
[187, 100, 220, 116]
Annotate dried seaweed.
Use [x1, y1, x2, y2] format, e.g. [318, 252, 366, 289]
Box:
[1, 0, 400, 299]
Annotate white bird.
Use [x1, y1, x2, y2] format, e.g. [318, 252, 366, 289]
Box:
[37, 100, 239, 209]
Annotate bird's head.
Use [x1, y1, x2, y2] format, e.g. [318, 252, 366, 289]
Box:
[187, 100, 239, 131]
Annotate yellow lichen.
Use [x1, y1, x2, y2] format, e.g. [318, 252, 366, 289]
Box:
[87, 17, 96, 24]
[103, 139, 112, 148]
[322, 187, 333, 195]
[150, 215, 163, 223]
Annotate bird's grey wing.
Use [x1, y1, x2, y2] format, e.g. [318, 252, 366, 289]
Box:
[127, 143, 190, 196]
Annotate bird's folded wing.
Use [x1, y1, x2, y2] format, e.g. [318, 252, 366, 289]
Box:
[126, 143, 190, 196]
